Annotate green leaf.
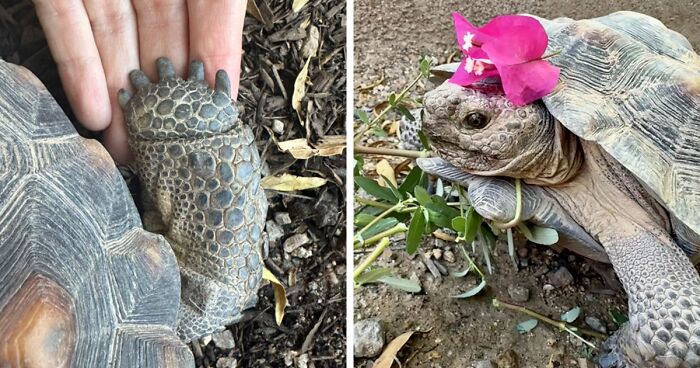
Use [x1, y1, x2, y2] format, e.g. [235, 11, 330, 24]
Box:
[380, 175, 404, 201]
[609, 309, 629, 326]
[516, 319, 538, 334]
[354, 213, 376, 227]
[396, 106, 415, 121]
[414, 186, 432, 206]
[507, 228, 517, 268]
[371, 127, 387, 137]
[452, 279, 486, 298]
[357, 109, 370, 125]
[355, 267, 393, 286]
[561, 307, 581, 323]
[406, 208, 427, 254]
[377, 275, 422, 293]
[388, 93, 397, 107]
[363, 217, 400, 238]
[419, 57, 431, 77]
[454, 208, 482, 244]
[398, 166, 423, 195]
[353, 156, 364, 177]
[418, 130, 430, 150]
[517, 224, 559, 245]
[354, 176, 400, 203]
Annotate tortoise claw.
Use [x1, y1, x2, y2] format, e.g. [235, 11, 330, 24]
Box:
[156, 57, 176, 80]
[215, 70, 230, 97]
[129, 70, 151, 89]
[188, 60, 204, 81]
[117, 89, 132, 108]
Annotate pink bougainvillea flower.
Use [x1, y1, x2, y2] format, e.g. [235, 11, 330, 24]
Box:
[448, 13, 560, 106]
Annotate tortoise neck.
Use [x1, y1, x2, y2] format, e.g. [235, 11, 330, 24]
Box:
[520, 119, 583, 186]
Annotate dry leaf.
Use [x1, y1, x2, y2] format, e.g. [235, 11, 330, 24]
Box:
[292, 0, 310, 13]
[302, 25, 320, 58]
[277, 135, 346, 159]
[246, 0, 271, 27]
[372, 331, 416, 368]
[263, 268, 287, 325]
[261, 174, 327, 191]
[292, 56, 312, 117]
[375, 159, 397, 187]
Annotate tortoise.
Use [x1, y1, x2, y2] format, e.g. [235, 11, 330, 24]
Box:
[406, 11, 700, 367]
[0, 55, 269, 364]
[0, 60, 193, 366]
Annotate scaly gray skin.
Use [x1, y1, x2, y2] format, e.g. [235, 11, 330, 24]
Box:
[118, 58, 268, 342]
[417, 82, 700, 367]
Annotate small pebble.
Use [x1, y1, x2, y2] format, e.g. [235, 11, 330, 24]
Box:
[354, 319, 385, 358]
[549, 266, 574, 288]
[275, 212, 292, 225]
[495, 349, 519, 368]
[283, 233, 311, 253]
[272, 119, 285, 135]
[211, 329, 236, 350]
[543, 284, 555, 292]
[216, 357, 238, 368]
[432, 248, 443, 260]
[266, 220, 284, 244]
[585, 316, 607, 334]
[473, 360, 497, 368]
[443, 250, 455, 263]
[507, 285, 530, 303]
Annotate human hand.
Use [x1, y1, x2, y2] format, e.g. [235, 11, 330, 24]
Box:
[33, 0, 247, 164]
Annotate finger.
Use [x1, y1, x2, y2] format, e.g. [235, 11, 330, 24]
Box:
[102, 116, 133, 164]
[132, 0, 189, 80]
[83, 0, 139, 163]
[33, 0, 111, 130]
[187, 0, 246, 99]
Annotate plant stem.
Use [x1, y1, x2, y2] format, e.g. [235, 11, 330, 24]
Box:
[493, 178, 522, 229]
[354, 71, 426, 143]
[353, 237, 391, 280]
[355, 197, 395, 209]
[354, 145, 429, 159]
[361, 223, 408, 247]
[492, 298, 608, 343]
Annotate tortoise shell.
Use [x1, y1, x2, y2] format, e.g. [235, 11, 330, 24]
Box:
[536, 11, 700, 236]
[0, 60, 192, 367]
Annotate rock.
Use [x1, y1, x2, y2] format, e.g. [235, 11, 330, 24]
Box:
[473, 360, 497, 368]
[275, 212, 292, 225]
[212, 329, 236, 350]
[549, 267, 574, 287]
[216, 357, 238, 368]
[507, 285, 530, 303]
[266, 219, 284, 245]
[443, 250, 456, 263]
[354, 319, 385, 358]
[543, 284, 555, 292]
[585, 316, 607, 334]
[272, 119, 285, 135]
[495, 349, 519, 368]
[283, 233, 311, 253]
[432, 248, 443, 260]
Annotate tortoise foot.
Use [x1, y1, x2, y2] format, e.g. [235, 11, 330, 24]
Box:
[598, 331, 635, 368]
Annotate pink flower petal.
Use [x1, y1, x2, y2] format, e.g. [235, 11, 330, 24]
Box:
[449, 58, 499, 86]
[480, 15, 548, 65]
[497, 60, 560, 106]
[452, 12, 487, 52]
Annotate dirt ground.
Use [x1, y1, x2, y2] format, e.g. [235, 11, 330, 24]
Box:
[353, 1, 697, 367]
[1, 0, 346, 367]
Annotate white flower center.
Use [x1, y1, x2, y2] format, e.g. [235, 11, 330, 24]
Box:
[464, 57, 492, 76]
[462, 32, 475, 51]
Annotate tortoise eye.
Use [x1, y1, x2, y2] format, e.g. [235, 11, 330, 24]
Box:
[463, 112, 489, 129]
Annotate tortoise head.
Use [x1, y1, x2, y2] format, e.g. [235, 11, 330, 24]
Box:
[422, 82, 583, 185]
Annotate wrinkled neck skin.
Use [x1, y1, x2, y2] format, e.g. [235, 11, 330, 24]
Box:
[545, 141, 670, 240]
[499, 118, 583, 186]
